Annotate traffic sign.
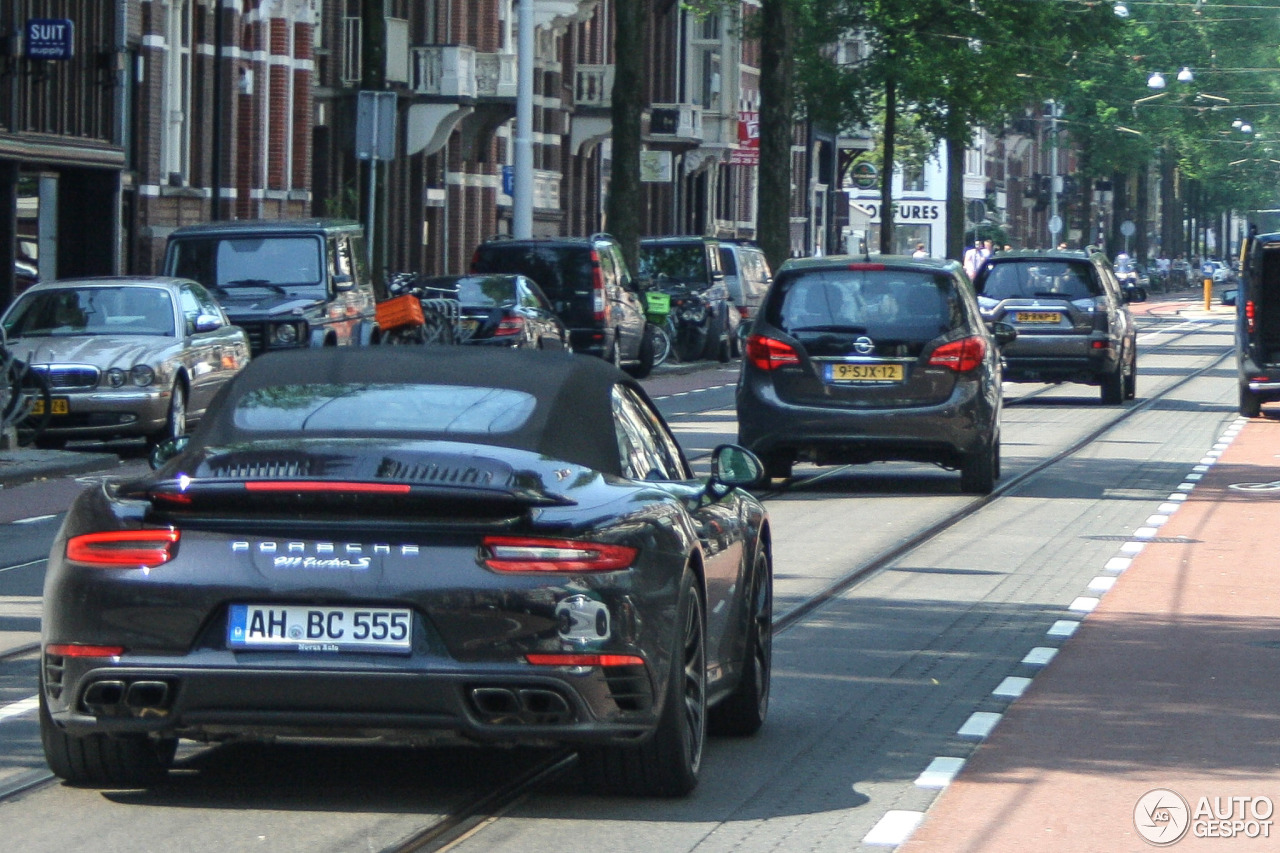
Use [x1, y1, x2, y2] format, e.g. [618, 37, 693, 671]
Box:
[1048, 215, 1063, 236]
[1120, 220, 1136, 237]
[356, 91, 397, 161]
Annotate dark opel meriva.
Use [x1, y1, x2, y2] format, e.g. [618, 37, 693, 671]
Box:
[736, 255, 1014, 493]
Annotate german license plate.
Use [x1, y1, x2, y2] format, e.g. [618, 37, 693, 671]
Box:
[227, 604, 413, 653]
[825, 363, 904, 383]
[30, 397, 69, 416]
[1015, 311, 1061, 324]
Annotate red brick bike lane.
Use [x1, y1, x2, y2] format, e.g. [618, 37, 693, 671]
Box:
[900, 415, 1280, 852]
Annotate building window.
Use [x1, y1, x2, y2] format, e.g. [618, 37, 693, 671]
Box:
[901, 164, 925, 193]
[162, 0, 193, 185]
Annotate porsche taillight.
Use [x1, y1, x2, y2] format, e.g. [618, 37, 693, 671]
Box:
[526, 653, 646, 666]
[65, 529, 180, 568]
[481, 536, 636, 572]
[746, 334, 800, 370]
[45, 643, 125, 658]
[929, 336, 988, 373]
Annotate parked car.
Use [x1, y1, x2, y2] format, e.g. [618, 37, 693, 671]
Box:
[470, 234, 652, 376]
[415, 274, 571, 351]
[1234, 232, 1280, 417]
[638, 236, 736, 362]
[972, 247, 1143, 404]
[39, 346, 771, 797]
[737, 255, 1014, 493]
[163, 219, 381, 356]
[0, 276, 250, 447]
[719, 240, 774, 326]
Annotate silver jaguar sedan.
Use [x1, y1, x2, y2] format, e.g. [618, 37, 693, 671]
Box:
[1, 276, 250, 447]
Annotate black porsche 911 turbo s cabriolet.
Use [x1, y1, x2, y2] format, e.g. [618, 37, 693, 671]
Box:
[39, 346, 772, 797]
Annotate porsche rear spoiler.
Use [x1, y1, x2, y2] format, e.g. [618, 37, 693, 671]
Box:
[136, 477, 576, 513]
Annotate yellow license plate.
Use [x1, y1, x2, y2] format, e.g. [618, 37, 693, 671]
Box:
[827, 363, 904, 382]
[30, 397, 70, 416]
[1015, 311, 1062, 324]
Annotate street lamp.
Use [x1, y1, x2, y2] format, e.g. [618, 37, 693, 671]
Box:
[1147, 67, 1195, 90]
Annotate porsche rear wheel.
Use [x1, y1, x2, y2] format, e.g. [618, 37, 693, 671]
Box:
[709, 548, 772, 736]
[578, 567, 706, 797]
[39, 680, 176, 787]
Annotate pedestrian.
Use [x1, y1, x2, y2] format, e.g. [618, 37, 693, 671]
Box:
[963, 239, 992, 279]
[912, 243, 927, 259]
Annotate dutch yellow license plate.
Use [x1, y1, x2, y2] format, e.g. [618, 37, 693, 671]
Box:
[30, 397, 69, 416]
[1015, 311, 1062, 324]
[826, 363, 904, 383]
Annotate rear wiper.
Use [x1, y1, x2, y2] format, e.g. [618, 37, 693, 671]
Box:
[223, 279, 288, 295]
[789, 324, 869, 333]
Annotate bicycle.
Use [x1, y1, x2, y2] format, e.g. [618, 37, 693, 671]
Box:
[378, 273, 458, 346]
[0, 329, 52, 446]
[645, 291, 673, 367]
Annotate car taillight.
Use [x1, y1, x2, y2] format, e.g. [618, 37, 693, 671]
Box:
[526, 653, 646, 667]
[65, 529, 180, 568]
[481, 536, 636, 572]
[928, 336, 988, 372]
[469, 248, 481, 271]
[45, 643, 125, 658]
[494, 315, 525, 336]
[737, 305, 752, 318]
[745, 334, 801, 370]
[1247, 299, 1256, 333]
[590, 250, 607, 322]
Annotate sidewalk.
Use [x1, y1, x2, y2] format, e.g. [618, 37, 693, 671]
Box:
[900, 414, 1280, 851]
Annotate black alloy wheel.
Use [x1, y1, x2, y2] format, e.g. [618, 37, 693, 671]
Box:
[578, 567, 706, 796]
[39, 673, 177, 787]
[709, 547, 772, 736]
[959, 435, 998, 494]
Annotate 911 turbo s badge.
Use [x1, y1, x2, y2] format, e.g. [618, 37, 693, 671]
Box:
[555, 595, 611, 642]
[232, 540, 419, 571]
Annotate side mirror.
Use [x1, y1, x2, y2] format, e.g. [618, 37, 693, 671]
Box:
[988, 321, 1017, 347]
[193, 314, 222, 333]
[1222, 288, 1237, 307]
[149, 435, 191, 470]
[708, 444, 765, 490]
[333, 274, 354, 292]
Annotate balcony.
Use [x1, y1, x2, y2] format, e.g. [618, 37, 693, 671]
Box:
[476, 52, 517, 99]
[575, 65, 614, 109]
[410, 45, 477, 99]
[647, 103, 703, 146]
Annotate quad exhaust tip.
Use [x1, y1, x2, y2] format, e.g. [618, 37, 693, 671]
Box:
[470, 686, 573, 724]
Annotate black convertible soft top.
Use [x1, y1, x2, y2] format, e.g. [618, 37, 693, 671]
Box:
[192, 347, 645, 477]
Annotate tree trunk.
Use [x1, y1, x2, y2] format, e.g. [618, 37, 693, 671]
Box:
[879, 76, 896, 255]
[945, 125, 965, 261]
[758, 0, 794, 272]
[606, 0, 647, 276]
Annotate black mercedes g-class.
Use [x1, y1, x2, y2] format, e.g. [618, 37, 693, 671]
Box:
[162, 219, 382, 356]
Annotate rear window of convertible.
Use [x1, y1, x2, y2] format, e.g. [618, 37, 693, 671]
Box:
[232, 383, 536, 434]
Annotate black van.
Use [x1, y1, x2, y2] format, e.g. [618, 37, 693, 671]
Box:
[470, 234, 651, 377]
[163, 219, 381, 356]
[1234, 232, 1280, 417]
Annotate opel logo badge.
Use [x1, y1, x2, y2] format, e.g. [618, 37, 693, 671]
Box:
[854, 336, 875, 354]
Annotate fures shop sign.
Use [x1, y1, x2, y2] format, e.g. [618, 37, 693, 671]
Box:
[26, 19, 75, 60]
[850, 200, 943, 224]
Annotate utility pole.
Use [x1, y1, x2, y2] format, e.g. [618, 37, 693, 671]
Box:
[361, 3, 387, 282]
[513, 0, 534, 238]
